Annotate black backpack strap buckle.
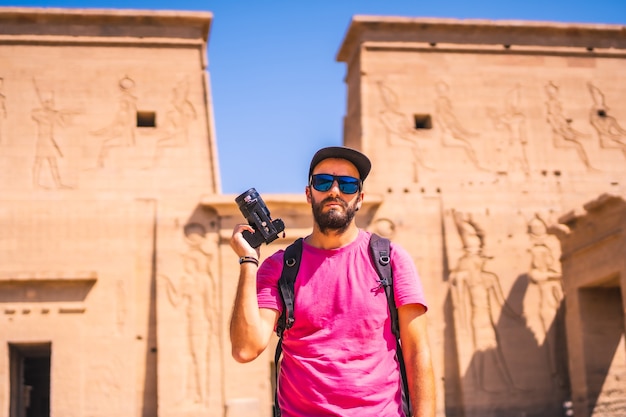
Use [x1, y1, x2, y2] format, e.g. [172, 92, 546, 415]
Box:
[276, 238, 303, 337]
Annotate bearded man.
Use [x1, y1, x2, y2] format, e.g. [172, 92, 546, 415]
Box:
[229, 146, 435, 417]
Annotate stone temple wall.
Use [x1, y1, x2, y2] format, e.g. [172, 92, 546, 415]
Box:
[552, 194, 626, 417]
[1, 8, 625, 417]
[0, 8, 223, 417]
[336, 16, 626, 417]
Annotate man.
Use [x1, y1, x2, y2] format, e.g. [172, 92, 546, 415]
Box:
[230, 146, 436, 416]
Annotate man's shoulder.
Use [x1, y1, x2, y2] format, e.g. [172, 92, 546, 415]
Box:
[362, 230, 395, 247]
[260, 248, 287, 272]
[366, 232, 411, 260]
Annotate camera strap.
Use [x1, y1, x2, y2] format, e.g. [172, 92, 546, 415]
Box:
[369, 234, 412, 417]
[273, 237, 302, 417]
[273, 233, 411, 417]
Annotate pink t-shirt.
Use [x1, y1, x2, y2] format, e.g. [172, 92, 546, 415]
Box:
[257, 230, 427, 417]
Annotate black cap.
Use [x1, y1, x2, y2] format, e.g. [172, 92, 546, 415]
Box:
[308, 146, 372, 181]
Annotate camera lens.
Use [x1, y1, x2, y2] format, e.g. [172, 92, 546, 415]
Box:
[235, 188, 260, 220]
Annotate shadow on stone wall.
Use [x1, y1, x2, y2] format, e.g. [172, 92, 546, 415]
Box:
[142, 201, 158, 416]
[578, 287, 625, 416]
[448, 273, 570, 417]
[443, 290, 465, 417]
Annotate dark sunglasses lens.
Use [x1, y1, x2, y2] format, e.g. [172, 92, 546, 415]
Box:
[311, 174, 360, 194]
[337, 177, 360, 194]
[311, 174, 334, 192]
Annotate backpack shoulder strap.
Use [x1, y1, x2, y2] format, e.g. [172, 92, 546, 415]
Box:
[275, 234, 411, 416]
[369, 233, 399, 339]
[273, 238, 303, 417]
[276, 237, 303, 337]
[369, 233, 412, 416]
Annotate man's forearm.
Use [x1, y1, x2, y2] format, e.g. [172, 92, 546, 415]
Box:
[229, 262, 267, 362]
[399, 306, 436, 417]
[407, 348, 436, 417]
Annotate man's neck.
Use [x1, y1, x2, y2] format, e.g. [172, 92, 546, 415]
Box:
[306, 224, 360, 250]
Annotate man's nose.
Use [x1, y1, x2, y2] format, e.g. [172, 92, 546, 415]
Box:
[327, 179, 342, 195]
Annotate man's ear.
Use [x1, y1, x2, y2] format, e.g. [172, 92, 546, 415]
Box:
[355, 192, 364, 211]
[305, 185, 312, 203]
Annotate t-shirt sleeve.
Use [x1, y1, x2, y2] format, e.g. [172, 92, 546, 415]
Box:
[390, 242, 428, 311]
[256, 250, 284, 313]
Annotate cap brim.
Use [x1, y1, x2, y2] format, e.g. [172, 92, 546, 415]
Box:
[309, 146, 371, 181]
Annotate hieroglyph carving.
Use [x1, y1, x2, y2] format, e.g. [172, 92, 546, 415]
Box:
[162, 223, 219, 406]
[0, 77, 6, 145]
[377, 78, 625, 181]
[92, 76, 138, 168]
[487, 85, 530, 175]
[435, 81, 486, 171]
[31, 78, 78, 189]
[449, 210, 523, 392]
[545, 81, 596, 170]
[376, 80, 434, 182]
[115, 280, 127, 335]
[588, 82, 626, 158]
[372, 217, 397, 239]
[86, 357, 123, 405]
[152, 78, 197, 165]
[526, 214, 564, 384]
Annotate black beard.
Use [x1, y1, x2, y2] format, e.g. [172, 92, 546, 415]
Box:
[311, 195, 358, 234]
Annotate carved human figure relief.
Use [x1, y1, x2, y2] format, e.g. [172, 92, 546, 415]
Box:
[86, 358, 123, 404]
[92, 76, 138, 168]
[376, 80, 434, 181]
[0, 77, 6, 145]
[372, 217, 397, 239]
[31, 79, 76, 189]
[487, 85, 530, 175]
[434, 81, 485, 170]
[526, 215, 563, 382]
[153, 78, 197, 161]
[115, 280, 127, 335]
[587, 82, 626, 158]
[162, 222, 218, 406]
[449, 210, 521, 392]
[544, 81, 595, 170]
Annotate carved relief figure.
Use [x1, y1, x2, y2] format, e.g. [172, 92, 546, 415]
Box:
[372, 217, 396, 239]
[0, 77, 6, 145]
[434, 81, 485, 170]
[92, 76, 137, 168]
[488, 85, 530, 175]
[162, 223, 218, 405]
[526, 215, 563, 383]
[545, 82, 595, 170]
[86, 358, 123, 404]
[376, 81, 434, 181]
[155, 78, 197, 155]
[31, 79, 75, 189]
[449, 210, 520, 392]
[587, 82, 626, 158]
[115, 280, 127, 335]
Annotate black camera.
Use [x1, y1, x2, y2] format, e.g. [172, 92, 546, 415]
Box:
[235, 188, 285, 248]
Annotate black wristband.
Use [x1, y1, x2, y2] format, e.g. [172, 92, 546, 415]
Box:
[239, 256, 259, 266]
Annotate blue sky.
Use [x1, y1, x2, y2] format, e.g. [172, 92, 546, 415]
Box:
[3, 0, 625, 194]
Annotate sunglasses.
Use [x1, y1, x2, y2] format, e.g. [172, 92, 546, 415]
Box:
[310, 174, 362, 194]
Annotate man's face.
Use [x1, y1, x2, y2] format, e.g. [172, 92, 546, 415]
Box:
[306, 158, 363, 234]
